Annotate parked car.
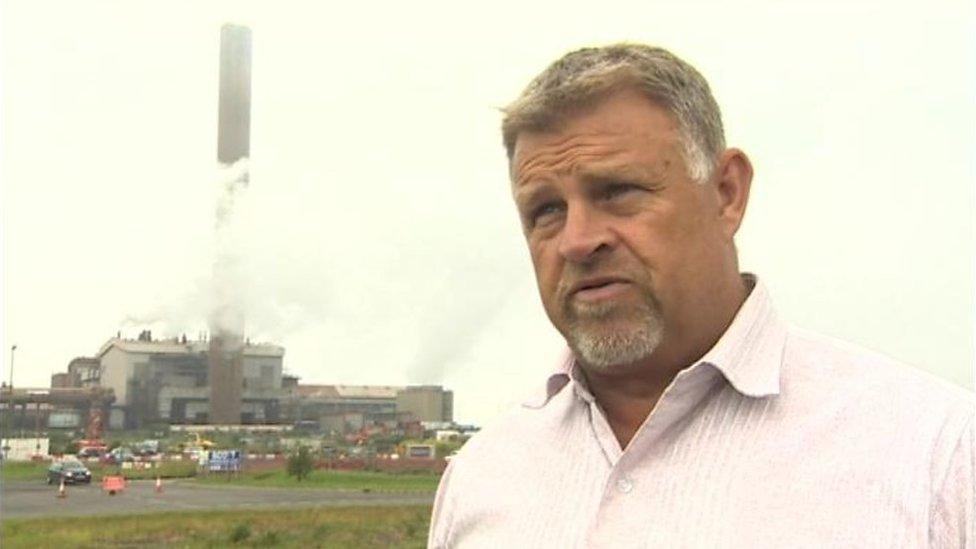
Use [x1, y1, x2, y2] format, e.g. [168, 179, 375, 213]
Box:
[47, 460, 92, 485]
[101, 447, 136, 464]
[135, 440, 160, 456]
[77, 446, 105, 459]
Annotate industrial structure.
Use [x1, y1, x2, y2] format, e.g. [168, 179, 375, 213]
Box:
[51, 357, 100, 389]
[281, 384, 453, 434]
[97, 332, 285, 428]
[0, 386, 114, 437]
[4, 331, 453, 436]
[209, 23, 253, 425]
[397, 386, 454, 423]
[0, 24, 456, 445]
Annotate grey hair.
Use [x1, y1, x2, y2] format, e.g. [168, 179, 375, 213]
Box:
[502, 44, 725, 183]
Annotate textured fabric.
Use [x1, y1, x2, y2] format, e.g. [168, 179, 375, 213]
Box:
[429, 276, 975, 548]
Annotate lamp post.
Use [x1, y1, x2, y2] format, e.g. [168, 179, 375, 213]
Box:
[8, 344, 15, 390]
[2, 345, 14, 456]
[9, 344, 19, 439]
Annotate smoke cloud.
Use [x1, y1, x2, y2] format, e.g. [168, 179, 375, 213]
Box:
[210, 158, 250, 341]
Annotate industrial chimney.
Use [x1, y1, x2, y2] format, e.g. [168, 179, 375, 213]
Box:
[209, 23, 252, 425]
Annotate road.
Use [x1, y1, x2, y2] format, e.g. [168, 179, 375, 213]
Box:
[1, 480, 434, 519]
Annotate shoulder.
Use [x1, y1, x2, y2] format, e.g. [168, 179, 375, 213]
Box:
[785, 326, 971, 401]
[780, 324, 973, 445]
[436, 378, 586, 495]
[429, 386, 579, 546]
[451, 391, 567, 467]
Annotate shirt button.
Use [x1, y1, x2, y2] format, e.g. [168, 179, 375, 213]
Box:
[616, 477, 634, 494]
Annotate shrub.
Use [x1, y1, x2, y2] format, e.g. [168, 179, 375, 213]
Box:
[286, 445, 314, 482]
[229, 523, 251, 543]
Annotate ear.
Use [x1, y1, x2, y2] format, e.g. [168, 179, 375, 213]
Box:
[713, 148, 753, 239]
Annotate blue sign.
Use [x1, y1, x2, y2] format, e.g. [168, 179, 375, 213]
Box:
[207, 449, 243, 472]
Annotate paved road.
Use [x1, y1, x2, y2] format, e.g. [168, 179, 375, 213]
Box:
[1, 480, 434, 519]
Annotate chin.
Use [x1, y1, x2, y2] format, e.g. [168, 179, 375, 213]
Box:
[568, 322, 663, 372]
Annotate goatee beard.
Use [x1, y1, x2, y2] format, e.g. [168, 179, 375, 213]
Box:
[563, 295, 664, 372]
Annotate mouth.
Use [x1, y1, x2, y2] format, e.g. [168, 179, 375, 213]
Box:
[569, 276, 632, 302]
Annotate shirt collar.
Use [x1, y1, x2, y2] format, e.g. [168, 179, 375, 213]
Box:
[698, 274, 785, 398]
[522, 273, 786, 409]
[522, 351, 573, 409]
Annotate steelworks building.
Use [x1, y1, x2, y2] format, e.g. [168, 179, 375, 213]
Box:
[96, 334, 285, 429]
[40, 333, 454, 433]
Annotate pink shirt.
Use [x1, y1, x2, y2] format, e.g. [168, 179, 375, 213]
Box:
[429, 276, 975, 548]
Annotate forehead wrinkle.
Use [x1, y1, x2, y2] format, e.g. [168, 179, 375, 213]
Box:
[577, 162, 665, 184]
[578, 134, 681, 185]
[513, 132, 631, 189]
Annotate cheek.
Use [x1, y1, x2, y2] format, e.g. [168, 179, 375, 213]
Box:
[632, 210, 716, 299]
[529, 241, 561, 299]
[620, 214, 674, 260]
[620, 213, 693, 292]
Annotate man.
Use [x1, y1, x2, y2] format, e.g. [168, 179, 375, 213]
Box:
[429, 44, 974, 548]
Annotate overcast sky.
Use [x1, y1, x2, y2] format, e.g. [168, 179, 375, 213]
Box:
[2, 0, 973, 425]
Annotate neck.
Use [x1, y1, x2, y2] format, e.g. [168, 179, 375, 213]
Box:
[581, 273, 749, 448]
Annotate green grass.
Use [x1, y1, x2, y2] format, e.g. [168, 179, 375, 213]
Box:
[99, 460, 198, 480]
[1, 505, 432, 548]
[194, 468, 442, 492]
[1, 460, 197, 482]
[2, 461, 442, 492]
[1, 461, 48, 481]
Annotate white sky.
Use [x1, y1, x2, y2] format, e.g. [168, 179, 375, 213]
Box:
[2, 0, 973, 425]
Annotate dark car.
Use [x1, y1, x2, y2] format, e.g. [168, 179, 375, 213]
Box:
[47, 460, 92, 485]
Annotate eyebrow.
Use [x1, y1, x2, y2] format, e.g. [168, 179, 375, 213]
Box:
[513, 183, 553, 212]
[577, 164, 662, 183]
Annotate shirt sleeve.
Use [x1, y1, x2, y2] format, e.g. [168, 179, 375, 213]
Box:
[929, 404, 975, 548]
[428, 458, 457, 549]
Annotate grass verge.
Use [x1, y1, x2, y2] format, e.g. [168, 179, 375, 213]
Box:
[1, 461, 48, 481]
[194, 468, 441, 492]
[2, 460, 197, 482]
[1, 505, 432, 548]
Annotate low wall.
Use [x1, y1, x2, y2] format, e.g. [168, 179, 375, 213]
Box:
[315, 457, 447, 474]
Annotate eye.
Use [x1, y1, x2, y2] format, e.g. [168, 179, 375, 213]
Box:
[529, 201, 564, 228]
[602, 182, 641, 200]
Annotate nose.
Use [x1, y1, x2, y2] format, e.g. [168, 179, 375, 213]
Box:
[557, 202, 615, 263]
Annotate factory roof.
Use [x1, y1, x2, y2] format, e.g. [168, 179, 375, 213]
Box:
[297, 384, 403, 399]
[335, 385, 403, 398]
[297, 385, 340, 398]
[96, 338, 285, 359]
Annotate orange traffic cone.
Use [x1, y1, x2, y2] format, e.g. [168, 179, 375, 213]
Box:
[57, 479, 67, 499]
[155, 476, 163, 493]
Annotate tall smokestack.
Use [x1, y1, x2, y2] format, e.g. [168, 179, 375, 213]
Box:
[217, 24, 251, 164]
[209, 24, 252, 425]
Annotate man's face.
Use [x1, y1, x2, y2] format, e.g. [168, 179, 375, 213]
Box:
[511, 89, 727, 372]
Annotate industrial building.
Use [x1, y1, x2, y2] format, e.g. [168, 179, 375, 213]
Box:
[21, 331, 454, 434]
[281, 383, 453, 434]
[96, 332, 285, 428]
[5, 25, 455, 438]
[0, 386, 114, 436]
[1, 26, 465, 441]
[397, 385, 454, 423]
[49, 357, 101, 389]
